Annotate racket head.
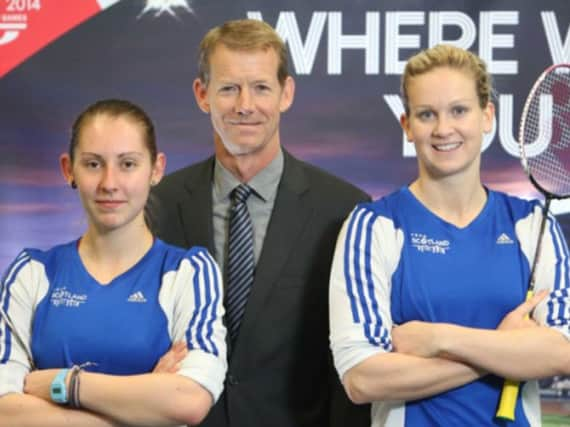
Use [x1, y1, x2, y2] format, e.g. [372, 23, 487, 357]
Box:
[519, 63, 570, 198]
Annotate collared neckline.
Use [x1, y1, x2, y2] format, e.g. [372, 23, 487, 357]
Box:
[213, 149, 284, 202]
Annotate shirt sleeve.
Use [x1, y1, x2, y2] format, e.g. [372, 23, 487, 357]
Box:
[161, 247, 227, 402]
[0, 250, 44, 396]
[520, 208, 570, 339]
[329, 205, 404, 380]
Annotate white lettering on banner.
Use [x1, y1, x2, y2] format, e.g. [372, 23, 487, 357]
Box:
[248, 10, 568, 159]
[248, 10, 533, 75]
[5, 0, 40, 12]
[428, 11, 476, 49]
[0, 0, 41, 45]
[248, 11, 381, 75]
[498, 94, 520, 158]
[0, 13, 28, 46]
[249, 10, 568, 75]
[327, 11, 380, 75]
[384, 12, 423, 75]
[542, 11, 570, 63]
[384, 94, 415, 158]
[261, 11, 327, 75]
[479, 11, 518, 74]
[499, 94, 553, 158]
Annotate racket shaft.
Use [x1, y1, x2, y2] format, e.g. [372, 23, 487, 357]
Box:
[496, 379, 519, 420]
[495, 290, 534, 420]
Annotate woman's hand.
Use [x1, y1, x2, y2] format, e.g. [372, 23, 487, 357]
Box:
[497, 289, 548, 331]
[392, 321, 442, 358]
[153, 341, 188, 373]
[24, 369, 62, 402]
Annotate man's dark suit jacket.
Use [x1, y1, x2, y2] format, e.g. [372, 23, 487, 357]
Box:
[153, 150, 370, 427]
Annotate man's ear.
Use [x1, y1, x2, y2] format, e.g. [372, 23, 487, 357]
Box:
[193, 78, 210, 113]
[279, 76, 295, 113]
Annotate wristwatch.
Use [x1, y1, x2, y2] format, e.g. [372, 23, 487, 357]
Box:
[50, 368, 69, 404]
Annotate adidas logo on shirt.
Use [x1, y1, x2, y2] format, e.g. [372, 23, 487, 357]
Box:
[127, 291, 147, 303]
[496, 233, 514, 244]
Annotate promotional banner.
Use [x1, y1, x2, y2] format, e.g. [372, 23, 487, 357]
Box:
[1, 0, 569, 420]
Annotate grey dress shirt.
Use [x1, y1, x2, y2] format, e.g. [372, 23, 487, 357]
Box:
[212, 149, 284, 275]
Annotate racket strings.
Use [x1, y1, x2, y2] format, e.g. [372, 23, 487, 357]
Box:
[521, 65, 570, 197]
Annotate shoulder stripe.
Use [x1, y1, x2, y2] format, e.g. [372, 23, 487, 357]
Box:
[186, 253, 208, 353]
[1, 251, 31, 363]
[186, 250, 220, 356]
[1, 250, 29, 293]
[197, 250, 221, 356]
[546, 218, 570, 331]
[343, 207, 365, 323]
[343, 206, 390, 349]
[363, 213, 391, 348]
[552, 221, 570, 289]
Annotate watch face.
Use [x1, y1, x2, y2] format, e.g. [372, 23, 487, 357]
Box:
[50, 369, 68, 404]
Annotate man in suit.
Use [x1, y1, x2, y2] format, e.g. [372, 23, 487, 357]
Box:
[153, 19, 370, 427]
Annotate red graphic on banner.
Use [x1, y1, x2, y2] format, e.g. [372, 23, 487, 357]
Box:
[0, 0, 117, 78]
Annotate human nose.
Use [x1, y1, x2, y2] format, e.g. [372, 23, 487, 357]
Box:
[236, 87, 254, 114]
[433, 115, 453, 137]
[99, 166, 118, 192]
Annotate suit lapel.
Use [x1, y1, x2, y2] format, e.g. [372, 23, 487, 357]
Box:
[178, 158, 215, 253]
[232, 151, 313, 357]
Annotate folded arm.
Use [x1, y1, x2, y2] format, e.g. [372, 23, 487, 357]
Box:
[21, 354, 212, 427]
[0, 393, 124, 427]
[2, 340, 207, 427]
[392, 291, 570, 381]
[75, 371, 212, 426]
[428, 324, 570, 380]
[343, 351, 485, 404]
[330, 210, 485, 404]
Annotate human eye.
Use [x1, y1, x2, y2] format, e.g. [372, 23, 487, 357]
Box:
[120, 158, 138, 170]
[255, 83, 271, 92]
[452, 105, 469, 117]
[416, 110, 434, 121]
[82, 159, 101, 169]
[219, 85, 238, 94]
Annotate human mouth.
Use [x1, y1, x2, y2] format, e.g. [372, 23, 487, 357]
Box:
[232, 123, 260, 127]
[96, 200, 125, 209]
[228, 119, 261, 126]
[433, 142, 462, 152]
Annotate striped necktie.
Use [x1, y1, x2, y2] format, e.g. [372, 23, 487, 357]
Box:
[226, 183, 254, 342]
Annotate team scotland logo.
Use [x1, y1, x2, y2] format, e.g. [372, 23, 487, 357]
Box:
[410, 233, 450, 254]
[51, 287, 87, 308]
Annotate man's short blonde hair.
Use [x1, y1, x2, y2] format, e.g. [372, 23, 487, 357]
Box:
[197, 19, 289, 87]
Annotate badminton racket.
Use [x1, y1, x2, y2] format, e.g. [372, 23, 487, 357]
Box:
[496, 63, 570, 421]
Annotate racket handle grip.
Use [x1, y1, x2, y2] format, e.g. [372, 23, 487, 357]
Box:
[496, 379, 519, 421]
[495, 290, 534, 421]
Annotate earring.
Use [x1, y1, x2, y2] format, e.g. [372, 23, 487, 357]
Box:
[70, 180, 77, 189]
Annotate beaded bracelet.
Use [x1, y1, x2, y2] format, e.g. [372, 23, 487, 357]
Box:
[68, 365, 82, 409]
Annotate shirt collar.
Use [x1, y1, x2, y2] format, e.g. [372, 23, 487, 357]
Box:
[213, 149, 284, 202]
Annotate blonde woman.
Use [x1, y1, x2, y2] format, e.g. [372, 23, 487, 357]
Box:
[330, 45, 570, 426]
